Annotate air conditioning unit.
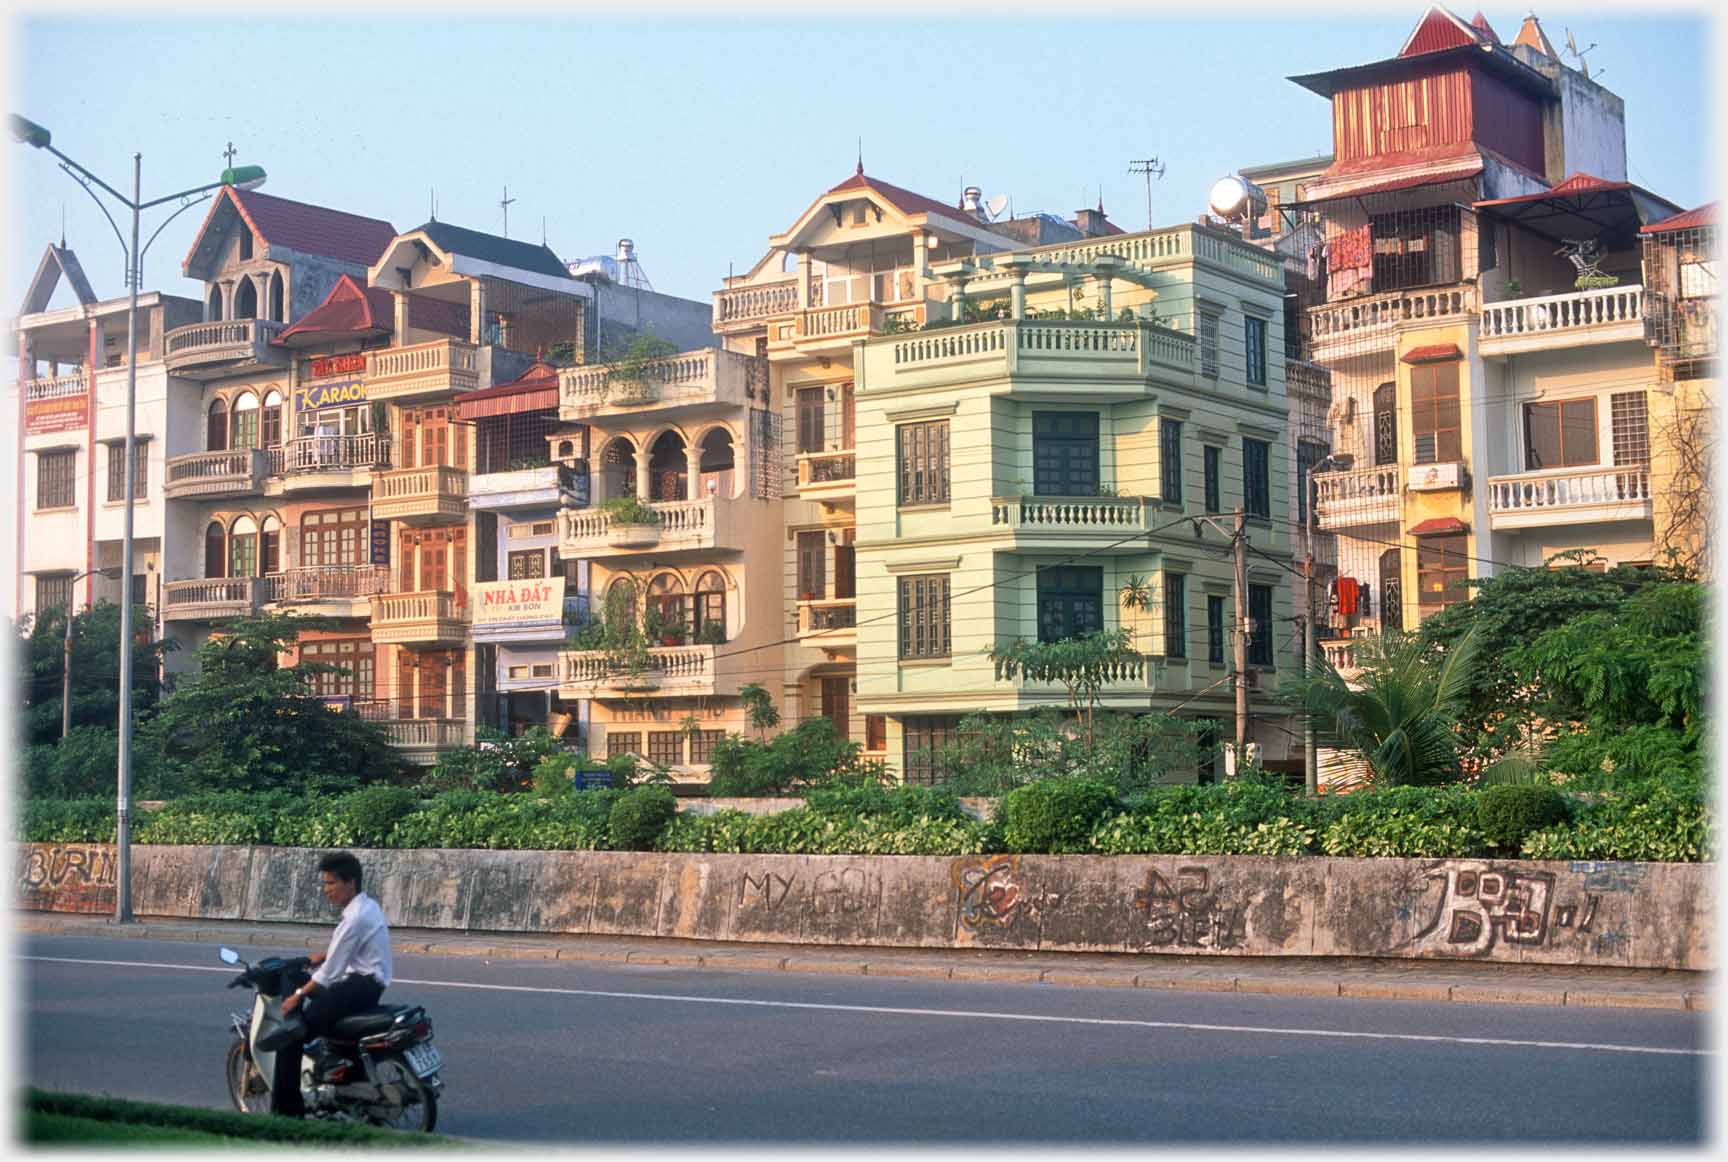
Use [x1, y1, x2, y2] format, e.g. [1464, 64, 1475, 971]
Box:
[1406, 461, 1464, 491]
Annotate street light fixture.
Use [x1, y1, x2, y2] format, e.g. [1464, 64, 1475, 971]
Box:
[13, 113, 265, 924]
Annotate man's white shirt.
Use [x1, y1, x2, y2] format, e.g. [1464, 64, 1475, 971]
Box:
[312, 890, 393, 988]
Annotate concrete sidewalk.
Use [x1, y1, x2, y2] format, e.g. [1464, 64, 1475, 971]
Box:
[17, 912, 1710, 1012]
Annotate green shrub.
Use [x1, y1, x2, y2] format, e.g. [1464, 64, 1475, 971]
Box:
[802, 784, 968, 824]
[1521, 786, 1710, 862]
[1000, 779, 1118, 853]
[1474, 784, 1571, 855]
[1318, 787, 1485, 858]
[333, 785, 421, 847]
[21, 797, 115, 843]
[607, 785, 678, 851]
[1090, 811, 1316, 856]
[656, 805, 993, 855]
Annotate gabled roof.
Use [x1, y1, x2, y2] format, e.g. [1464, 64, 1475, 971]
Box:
[183, 187, 396, 279]
[1512, 14, 1557, 58]
[273, 275, 395, 347]
[455, 360, 561, 421]
[407, 221, 568, 280]
[1293, 6, 1552, 101]
[1468, 12, 1501, 45]
[824, 166, 959, 220]
[1399, 5, 1490, 57]
[21, 244, 97, 315]
[1642, 203, 1717, 235]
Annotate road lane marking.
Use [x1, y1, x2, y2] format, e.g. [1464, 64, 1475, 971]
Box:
[23, 955, 1707, 1058]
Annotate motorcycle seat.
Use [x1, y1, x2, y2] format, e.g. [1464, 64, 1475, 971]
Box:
[329, 1005, 414, 1038]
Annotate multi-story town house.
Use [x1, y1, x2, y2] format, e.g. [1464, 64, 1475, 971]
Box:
[14, 244, 200, 661]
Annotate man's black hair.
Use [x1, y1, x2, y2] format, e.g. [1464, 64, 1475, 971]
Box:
[317, 850, 363, 892]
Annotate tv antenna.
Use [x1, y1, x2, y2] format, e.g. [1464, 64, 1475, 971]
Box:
[1563, 28, 1602, 79]
[500, 186, 517, 237]
[1128, 158, 1167, 232]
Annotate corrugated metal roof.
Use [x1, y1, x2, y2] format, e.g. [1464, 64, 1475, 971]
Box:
[408, 221, 569, 279]
[1642, 203, 1718, 234]
[1409, 516, 1468, 536]
[455, 361, 561, 420]
[1401, 343, 1463, 364]
[1399, 6, 1484, 57]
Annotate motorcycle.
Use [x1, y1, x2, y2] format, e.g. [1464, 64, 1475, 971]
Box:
[218, 946, 442, 1132]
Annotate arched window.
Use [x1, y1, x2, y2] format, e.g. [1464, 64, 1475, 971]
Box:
[694, 570, 727, 641]
[262, 390, 284, 448]
[228, 515, 259, 579]
[207, 397, 229, 452]
[646, 572, 689, 642]
[259, 515, 281, 576]
[234, 277, 258, 320]
[204, 521, 227, 579]
[231, 392, 260, 450]
[207, 285, 224, 322]
[238, 229, 253, 262]
[267, 271, 284, 322]
[647, 430, 688, 501]
[601, 437, 637, 501]
[697, 428, 735, 498]
[603, 575, 639, 629]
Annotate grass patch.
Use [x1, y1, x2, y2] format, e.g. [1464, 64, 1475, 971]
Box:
[23, 1089, 458, 1147]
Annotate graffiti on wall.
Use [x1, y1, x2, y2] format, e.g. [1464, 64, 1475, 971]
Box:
[952, 855, 1059, 929]
[17, 843, 117, 914]
[736, 866, 879, 923]
[1413, 863, 1604, 957]
[1131, 866, 1246, 950]
[739, 871, 796, 911]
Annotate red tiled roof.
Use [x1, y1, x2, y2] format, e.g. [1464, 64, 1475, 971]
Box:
[1409, 516, 1469, 536]
[1401, 343, 1463, 364]
[274, 275, 393, 344]
[226, 188, 397, 267]
[456, 361, 561, 420]
[1642, 203, 1717, 235]
[825, 167, 960, 220]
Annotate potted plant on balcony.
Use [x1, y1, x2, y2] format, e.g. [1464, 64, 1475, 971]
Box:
[695, 620, 726, 646]
[603, 330, 679, 405]
[601, 495, 662, 548]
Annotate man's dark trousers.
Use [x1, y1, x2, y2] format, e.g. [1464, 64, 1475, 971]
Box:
[269, 974, 385, 1117]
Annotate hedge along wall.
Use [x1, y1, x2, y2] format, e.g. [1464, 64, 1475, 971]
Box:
[15, 843, 1712, 971]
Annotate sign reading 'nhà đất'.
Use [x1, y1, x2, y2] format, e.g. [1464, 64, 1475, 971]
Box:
[473, 576, 565, 625]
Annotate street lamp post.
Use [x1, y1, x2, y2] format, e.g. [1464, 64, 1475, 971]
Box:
[60, 566, 123, 740]
[12, 114, 264, 924]
[1303, 453, 1343, 796]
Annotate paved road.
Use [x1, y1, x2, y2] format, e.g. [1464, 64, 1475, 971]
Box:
[21, 932, 1708, 1145]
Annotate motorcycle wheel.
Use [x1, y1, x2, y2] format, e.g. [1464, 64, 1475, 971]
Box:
[364, 1055, 438, 1133]
[225, 1039, 271, 1114]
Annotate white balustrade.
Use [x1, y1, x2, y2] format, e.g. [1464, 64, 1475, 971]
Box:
[282, 433, 387, 473]
[1480, 285, 1644, 342]
[992, 496, 1148, 531]
[164, 318, 284, 356]
[562, 645, 714, 687]
[267, 565, 388, 603]
[1488, 467, 1651, 516]
[1314, 465, 1402, 528]
[373, 590, 461, 624]
[714, 280, 799, 324]
[23, 373, 86, 401]
[1310, 287, 1476, 344]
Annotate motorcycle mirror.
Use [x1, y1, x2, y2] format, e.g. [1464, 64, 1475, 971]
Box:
[218, 946, 241, 965]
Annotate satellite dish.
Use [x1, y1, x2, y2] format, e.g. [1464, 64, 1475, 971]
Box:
[1207, 175, 1268, 221]
[984, 194, 1010, 221]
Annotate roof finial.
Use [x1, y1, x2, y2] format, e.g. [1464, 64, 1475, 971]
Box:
[429, 187, 437, 223]
[60, 202, 66, 249]
[856, 137, 863, 176]
[222, 141, 237, 168]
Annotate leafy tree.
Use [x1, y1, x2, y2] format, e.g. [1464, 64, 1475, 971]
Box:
[1415, 553, 1689, 759]
[24, 724, 185, 800]
[932, 708, 1204, 796]
[15, 602, 174, 747]
[707, 717, 882, 797]
[739, 683, 780, 741]
[986, 629, 1141, 747]
[143, 614, 403, 794]
[422, 725, 569, 793]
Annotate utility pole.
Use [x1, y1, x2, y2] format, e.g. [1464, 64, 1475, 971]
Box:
[1233, 506, 1249, 765]
[1303, 551, 1318, 796]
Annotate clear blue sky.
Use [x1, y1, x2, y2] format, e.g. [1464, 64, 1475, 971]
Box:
[4, 6, 1715, 310]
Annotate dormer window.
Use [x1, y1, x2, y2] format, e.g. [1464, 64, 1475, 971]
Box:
[852, 204, 868, 227]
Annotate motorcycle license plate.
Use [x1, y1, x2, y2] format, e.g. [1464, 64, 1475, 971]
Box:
[403, 1042, 442, 1078]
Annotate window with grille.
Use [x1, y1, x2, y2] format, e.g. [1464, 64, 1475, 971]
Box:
[1243, 439, 1270, 519]
[1163, 573, 1186, 659]
[1159, 419, 1183, 504]
[898, 574, 951, 659]
[1295, 440, 1329, 523]
[1410, 362, 1461, 464]
[1199, 310, 1220, 379]
[897, 421, 949, 505]
[36, 574, 73, 614]
[1611, 392, 1651, 466]
[37, 450, 75, 509]
[902, 716, 958, 786]
[1248, 584, 1274, 668]
[301, 638, 375, 700]
[865, 714, 887, 752]
[1373, 382, 1398, 466]
[606, 731, 642, 759]
[508, 549, 547, 580]
[1207, 594, 1226, 664]
[1204, 446, 1222, 513]
[1417, 535, 1468, 616]
[1033, 412, 1099, 496]
[1368, 206, 1462, 292]
[1037, 565, 1102, 643]
[301, 508, 367, 567]
[475, 409, 555, 474]
[1244, 315, 1267, 387]
[648, 731, 683, 766]
[106, 440, 149, 502]
[1380, 548, 1404, 633]
[1524, 399, 1597, 469]
[689, 729, 725, 765]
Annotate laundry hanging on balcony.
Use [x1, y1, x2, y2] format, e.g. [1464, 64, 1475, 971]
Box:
[1327, 225, 1374, 298]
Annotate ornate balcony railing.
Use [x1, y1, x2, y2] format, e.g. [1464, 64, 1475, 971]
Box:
[163, 449, 267, 498]
[881, 320, 1194, 381]
[1487, 466, 1652, 528]
[797, 451, 856, 489]
[992, 495, 1151, 532]
[1313, 465, 1402, 529]
[713, 279, 799, 327]
[559, 348, 763, 417]
[1480, 285, 1644, 351]
[371, 464, 468, 522]
[161, 577, 263, 620]
[266, 565, 389, 603]
[1309, 286, 1476, 348]
[364, 339, 480, 401]
[162, 319, 286, 376]
[275, 433, 389, 475]
[797, 598, 858, 639]
[561, 644, 716, 694]
[23, 372, 86, 401]
[558, 497, 723, 555]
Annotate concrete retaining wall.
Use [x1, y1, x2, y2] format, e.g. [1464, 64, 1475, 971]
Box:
[14, 843, 1711, 971]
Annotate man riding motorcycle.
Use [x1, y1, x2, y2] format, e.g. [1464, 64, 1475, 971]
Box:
[256, 850, 393, 1117]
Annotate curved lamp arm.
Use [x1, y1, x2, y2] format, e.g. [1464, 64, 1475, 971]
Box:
[58, 161, 129, 276]
[139, 191, 214, 266]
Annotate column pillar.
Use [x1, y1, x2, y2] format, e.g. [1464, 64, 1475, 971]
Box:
[1096, 273, 1113, 320]
[685, 443, 703, 501]
[635, 444, 652, 500]
[1010, 274, 1027, 320]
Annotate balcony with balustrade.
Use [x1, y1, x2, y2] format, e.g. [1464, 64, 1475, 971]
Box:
[1486, 465, 1653, 530]
[796, 450, 856, 502]
[796, 598, 857, 651]
[163, 318, 288, 379]
[559, 347, 764, 423]
[557, 496, 737, 560]
[272, 433, 390, 492]
[712, 278, 800, 335]
[765, 302, 928, 359]
[161, 577, 264, 622]
[987, 495, 1163, 554]
[265, 564, 389, 618]
[163, 449, 268, 500]
[1307, 285, 1477, 360]
[1313, 465, 1402, 529]
[371, 464, 469, 524]
[364, 339, 480, 403]
[1479, 285, 1645, 357]
[353, 701, 467, 762]
[23, 372, 87, 403]
[558, 643, 718, 699]
[369, 590, 467, 647]
[990, 654, 1161, 710]
[1320, 638, 1365, 682]
[864, 319, 1198, 397]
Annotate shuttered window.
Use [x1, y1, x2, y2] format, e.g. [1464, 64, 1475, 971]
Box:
[897, 421, 949, 505]
[898, 574, 951, 659]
